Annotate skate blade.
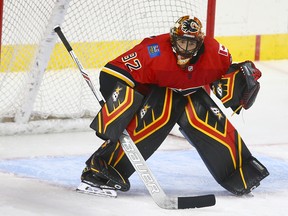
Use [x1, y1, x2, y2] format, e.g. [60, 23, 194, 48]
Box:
[76, 182, 117, 198]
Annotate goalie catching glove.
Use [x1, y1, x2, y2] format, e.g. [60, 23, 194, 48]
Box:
[240, 61, 261, 109]
[211, 61, 261, 114]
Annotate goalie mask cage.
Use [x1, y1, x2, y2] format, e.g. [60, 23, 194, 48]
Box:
[0, 0, 216, 135]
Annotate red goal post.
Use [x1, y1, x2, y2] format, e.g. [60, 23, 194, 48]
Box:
[206, 0, 216, 38]
[0, 0, 3, 60]
[0, 0, 216, 135]
[205, 0, 216, 93]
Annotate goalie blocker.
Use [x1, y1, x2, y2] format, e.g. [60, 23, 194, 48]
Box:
[88, 62, 268, 195]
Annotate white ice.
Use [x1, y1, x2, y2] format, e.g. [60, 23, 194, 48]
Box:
[0, 60, 288, 216]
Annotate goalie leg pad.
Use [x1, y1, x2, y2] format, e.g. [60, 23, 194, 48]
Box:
[96, 87, 187, 179]
[221, 156, 269, 195]
[90, 81, 144, 143]
[177, 88, 269, 195]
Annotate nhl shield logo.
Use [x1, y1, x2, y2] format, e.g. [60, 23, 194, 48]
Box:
[188, 66, 193, 72]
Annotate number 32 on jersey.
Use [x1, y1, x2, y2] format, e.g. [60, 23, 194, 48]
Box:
[122, 52, 142, 71]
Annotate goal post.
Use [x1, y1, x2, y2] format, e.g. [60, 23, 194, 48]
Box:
[206, 0, 216, 38]
[0, 0, 3, 59]
[14, 0, 70, 123]
[0, 0, 216, 135]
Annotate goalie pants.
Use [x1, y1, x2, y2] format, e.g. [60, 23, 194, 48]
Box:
[91, 73, 269, 195]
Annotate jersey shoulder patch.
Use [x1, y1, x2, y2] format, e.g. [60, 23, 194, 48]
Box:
[218, 43, 229, 56]
[147, 44, 160, 58]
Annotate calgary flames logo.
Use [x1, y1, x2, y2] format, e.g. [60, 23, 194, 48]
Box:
[181, 19, 200, 34]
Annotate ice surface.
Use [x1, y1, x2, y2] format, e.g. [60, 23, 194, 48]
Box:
[0, 60, 288, 215]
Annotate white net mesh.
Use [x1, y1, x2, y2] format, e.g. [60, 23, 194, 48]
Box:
[0, 0, 208, 134]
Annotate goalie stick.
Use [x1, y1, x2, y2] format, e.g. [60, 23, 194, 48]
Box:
[54, 26, 216, 209]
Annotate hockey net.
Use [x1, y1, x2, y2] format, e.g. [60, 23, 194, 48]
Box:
[0, 0, 213, 135]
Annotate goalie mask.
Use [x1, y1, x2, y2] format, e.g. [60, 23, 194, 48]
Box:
[170, 16, 205, 68]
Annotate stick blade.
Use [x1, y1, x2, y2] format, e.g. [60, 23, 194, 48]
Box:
[178, 194, 216, 209]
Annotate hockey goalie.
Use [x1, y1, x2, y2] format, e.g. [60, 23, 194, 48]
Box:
[77, 15, 269, 197]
